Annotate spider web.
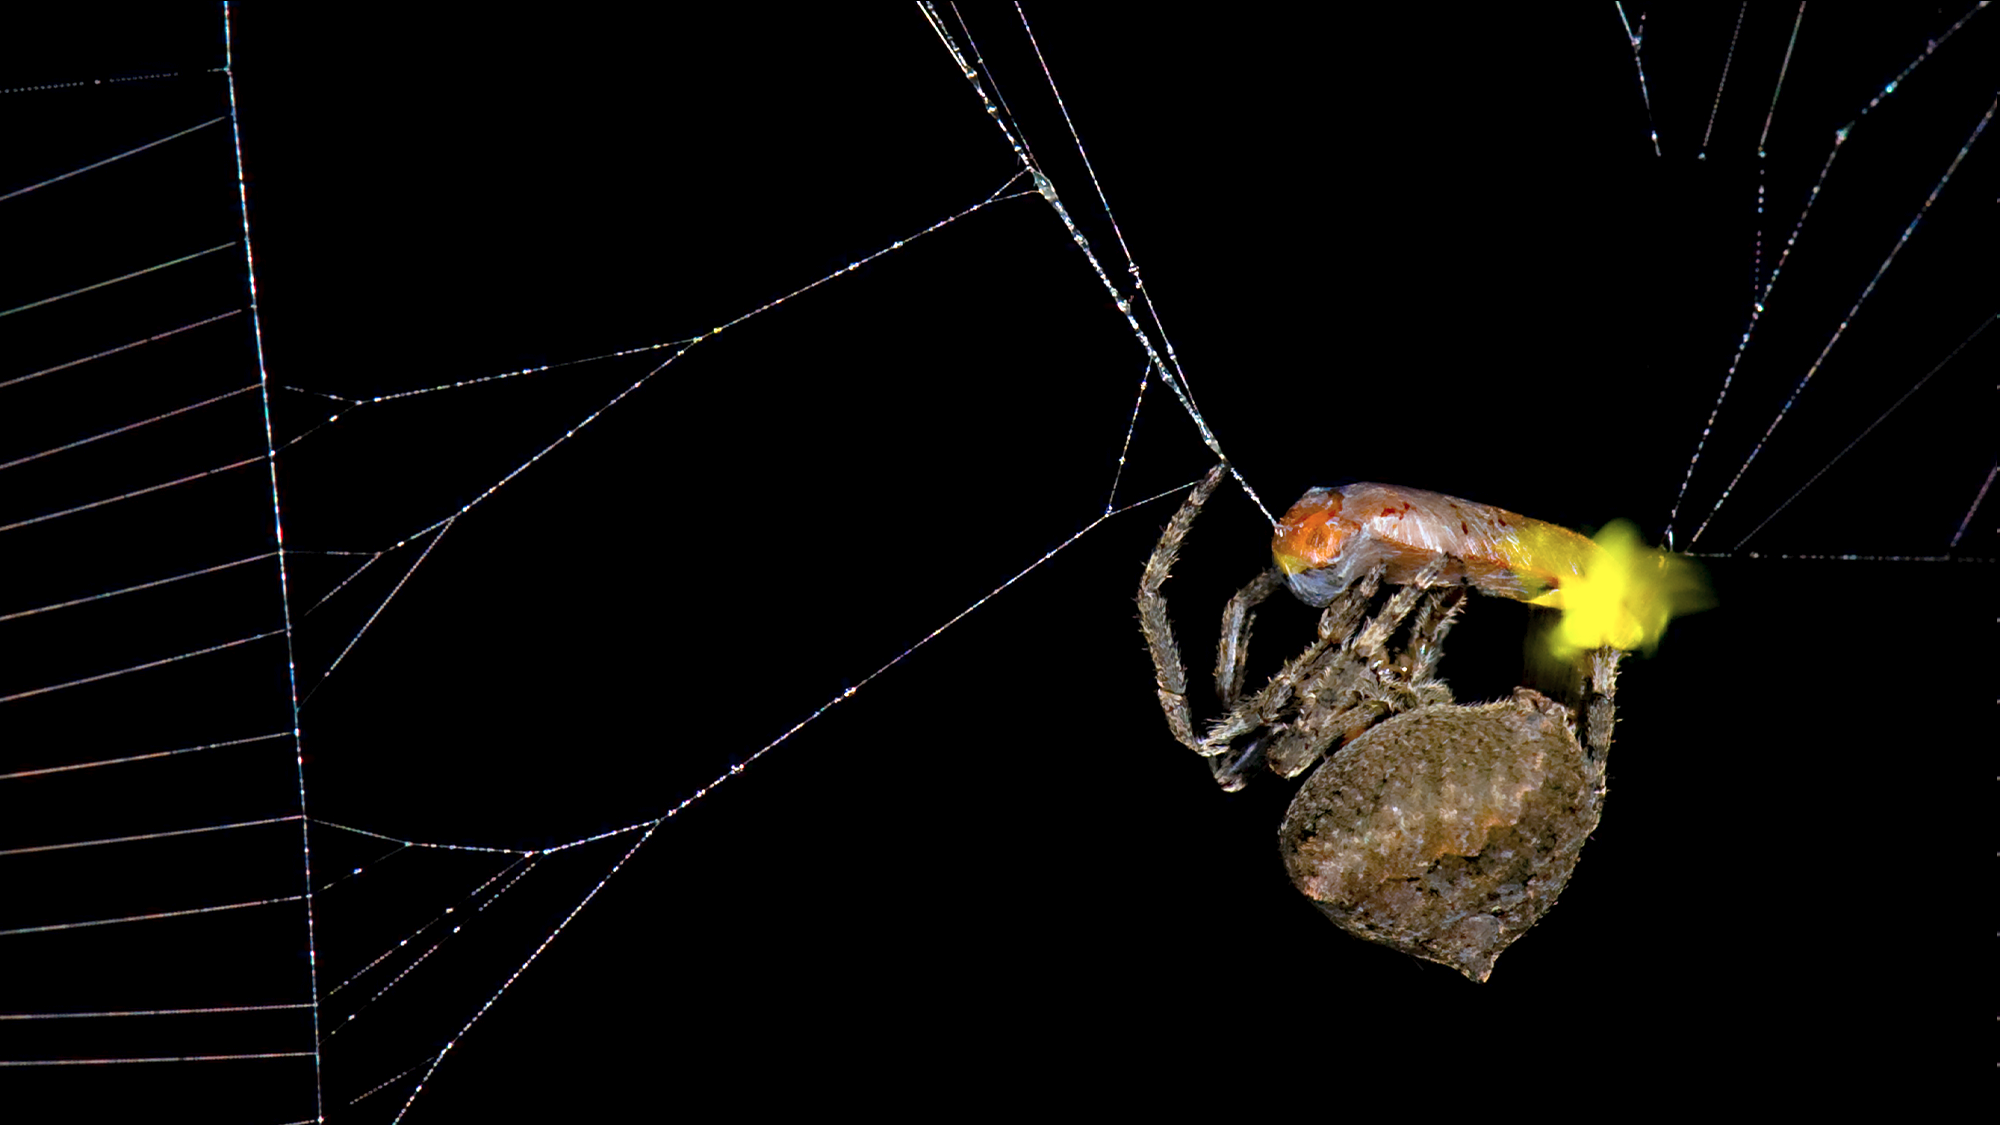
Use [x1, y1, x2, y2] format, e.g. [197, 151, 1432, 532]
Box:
[2, 5, 1993, 1119]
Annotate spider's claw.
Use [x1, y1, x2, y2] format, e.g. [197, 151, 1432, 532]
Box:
[1213, 735, 1268, 789]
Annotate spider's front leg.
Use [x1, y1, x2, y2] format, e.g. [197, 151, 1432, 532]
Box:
[1214, 566, 1285, 707]
[1139, 463, 1342, 791]
[1136, 463, 1231, 759]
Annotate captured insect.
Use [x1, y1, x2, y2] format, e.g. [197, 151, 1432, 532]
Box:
[1138, 463, 1706, 981]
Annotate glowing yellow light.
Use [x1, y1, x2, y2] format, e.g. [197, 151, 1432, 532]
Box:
[1546, 519, 1710, 660]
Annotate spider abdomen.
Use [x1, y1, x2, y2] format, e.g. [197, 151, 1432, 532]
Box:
[1277, 689, 1604, 982]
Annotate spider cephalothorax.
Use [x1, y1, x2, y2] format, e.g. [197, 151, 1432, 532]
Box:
[1138, 463, 1626, 981]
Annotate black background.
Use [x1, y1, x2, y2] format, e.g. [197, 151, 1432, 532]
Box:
[2, 5, 1993, 1119]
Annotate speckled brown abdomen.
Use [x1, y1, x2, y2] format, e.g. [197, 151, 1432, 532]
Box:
[1278, 690, 1605, 982]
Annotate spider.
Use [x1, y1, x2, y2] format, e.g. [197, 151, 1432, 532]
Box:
[1137, 462, 1629, 981]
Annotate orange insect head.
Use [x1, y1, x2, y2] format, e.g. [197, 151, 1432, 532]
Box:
[1272, 488, 1353, 576]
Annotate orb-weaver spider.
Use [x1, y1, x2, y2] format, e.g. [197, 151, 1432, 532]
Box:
[1137, 463, 1629, 981]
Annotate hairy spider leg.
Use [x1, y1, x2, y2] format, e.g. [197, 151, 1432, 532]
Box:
[1208, 565, 1383, 787]
[1260, 559, 1456, 780]
[1142, 465, 1473, 792]
[1136, 463, 1231, 757]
